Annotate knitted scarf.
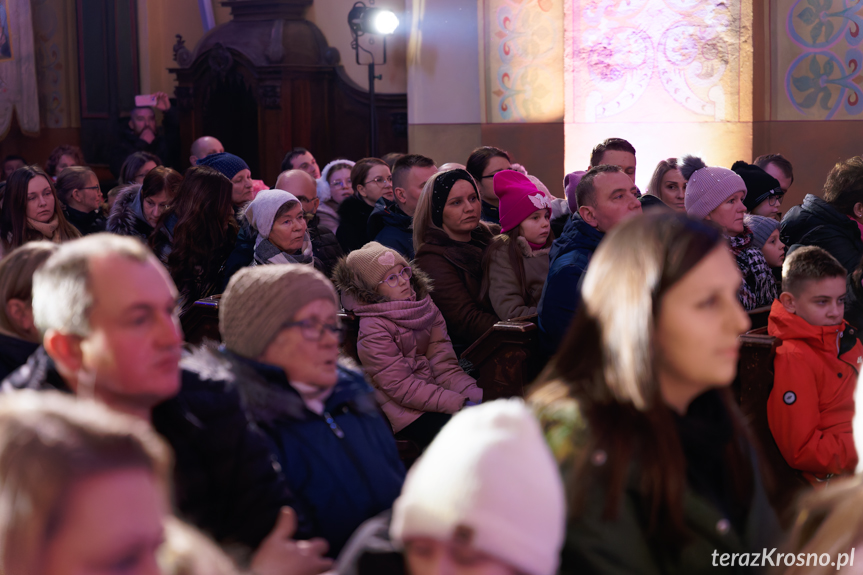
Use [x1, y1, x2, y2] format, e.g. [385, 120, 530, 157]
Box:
[27, 215, 60, 242]
[254, 236, 315, 266]
[727, 227, 777, 311]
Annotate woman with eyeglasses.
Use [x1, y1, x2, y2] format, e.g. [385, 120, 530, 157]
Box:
[333, 242, 481, 450]
[413, 169, 500, 353]
[55, 166, 106, 235]
[218, 264, 406, 557]
[336, 158, 393, 254]
[316, 159, 355, 235]
[0, 166, 80, 257]
[466, 146, 512, 225]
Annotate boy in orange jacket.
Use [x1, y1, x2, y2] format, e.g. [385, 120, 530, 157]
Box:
[768, 245, 863, 485]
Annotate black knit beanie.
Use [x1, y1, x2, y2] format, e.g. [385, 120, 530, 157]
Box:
[731, 161, 783, 212]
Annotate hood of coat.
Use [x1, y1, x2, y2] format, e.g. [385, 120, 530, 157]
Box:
[783, 194, 859, 242]
[549, 213, 604, 264]
[107, 185, 152, 237]
[182, 345, 376, 424]
[367, 198, 412, 240]
[333, 257, 433, 307]
[767, 299, 848, 355]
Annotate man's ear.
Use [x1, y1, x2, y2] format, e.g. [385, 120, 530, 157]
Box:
[189, 156, 198, 166]
[70, 188, 83, 204]
[43, 329, 84, 384]
[578, 204, 598, 228]
[779, 292, 796, 314]
[393, 186, 407, 205]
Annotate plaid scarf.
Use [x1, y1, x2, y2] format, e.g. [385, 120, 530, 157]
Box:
[727, 227, 777, 311]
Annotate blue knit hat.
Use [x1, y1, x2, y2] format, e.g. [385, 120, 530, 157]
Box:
[197, 152, 249, 180]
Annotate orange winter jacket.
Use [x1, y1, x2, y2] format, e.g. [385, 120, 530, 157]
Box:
[767, 300, 862, 484]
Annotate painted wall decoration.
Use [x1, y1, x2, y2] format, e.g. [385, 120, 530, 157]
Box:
[482, 0, 565, 123]
[0, 0, 39, 135]
[564, 0, 748, 124]
[777, 0, 863, 120]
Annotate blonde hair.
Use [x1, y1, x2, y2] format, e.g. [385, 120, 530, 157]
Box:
[0, 242, 59, 340]
[0, 391, 171, 574]
[781, 476, 863, 575]
[159, 517, 239, 575]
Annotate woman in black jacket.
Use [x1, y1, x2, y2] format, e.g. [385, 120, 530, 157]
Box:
[337, 158, 393, 254]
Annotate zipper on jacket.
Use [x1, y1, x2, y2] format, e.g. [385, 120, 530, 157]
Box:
[323, 411, 345, 438]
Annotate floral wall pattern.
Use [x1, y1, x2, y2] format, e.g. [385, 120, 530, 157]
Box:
[565, 0, 748, 124]
[482, 0, 565, 123]
[779, 0, 863, 119]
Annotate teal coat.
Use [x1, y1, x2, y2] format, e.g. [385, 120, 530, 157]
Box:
[534, 393, 782, 575]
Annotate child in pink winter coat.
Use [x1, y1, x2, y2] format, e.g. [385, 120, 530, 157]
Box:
[333, 242, 482, 448]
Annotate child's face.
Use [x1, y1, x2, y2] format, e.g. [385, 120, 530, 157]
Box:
[376, 264, 412, 301]
[761, 229, 785, 268]
[518, 209, 551, 246]
[781, 276, 847, 326]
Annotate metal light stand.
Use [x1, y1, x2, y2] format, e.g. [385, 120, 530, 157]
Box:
[348, 1, 388, 158]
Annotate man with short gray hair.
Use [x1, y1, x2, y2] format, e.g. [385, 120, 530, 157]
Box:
[2, 233, 326, 563]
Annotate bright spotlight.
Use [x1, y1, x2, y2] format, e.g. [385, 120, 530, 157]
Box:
[368, 9, 399, 35]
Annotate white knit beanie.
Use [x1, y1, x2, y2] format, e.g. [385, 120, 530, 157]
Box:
[244, 189, 300, 240]
[317, 159, 357, 203]
[390, 399, 566, 575]
[682, 158, 747, 220]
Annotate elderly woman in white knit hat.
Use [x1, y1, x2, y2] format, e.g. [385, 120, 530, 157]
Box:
[681, 155, 776, 310]
[244, 189, 322, 269]
[218, 264, 405, 558]
[390, 398, 566, 575]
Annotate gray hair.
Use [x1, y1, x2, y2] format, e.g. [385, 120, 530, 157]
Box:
[32, 234, 152, 336]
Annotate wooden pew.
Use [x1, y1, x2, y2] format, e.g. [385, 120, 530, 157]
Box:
[747, 304, 771, 330]
[181, 295, 222, 344]
[460, 315, 543, 401]
[733, 327, 809, 524]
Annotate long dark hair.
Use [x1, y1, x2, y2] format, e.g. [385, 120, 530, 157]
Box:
[480, 224, 553, 312]
[141, 166, 182, 202]
[151, 166, 237, 296]
[529, 213, 755, 550]
[465, 146, 511, 183]
[0, 166, 80, 251]
[119, 151, 161, 185]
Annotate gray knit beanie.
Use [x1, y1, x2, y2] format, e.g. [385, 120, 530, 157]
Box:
[220, 264, 339, 358]
[245, 189, 300, 239]
[681, 155, 747, 220]
[744, 214, 780, 251]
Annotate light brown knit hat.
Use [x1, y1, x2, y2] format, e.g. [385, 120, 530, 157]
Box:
[219, 264, 339, 358]
[345, 241, 409, 290]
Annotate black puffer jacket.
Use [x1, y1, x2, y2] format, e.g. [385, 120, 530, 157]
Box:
[0, 333, 38, 381]
[0, 346, 311, 550]
[781, 194, 863, 274]
[106, 186, 153, 241]
[336, 195, 375, 254]
[308, 213, 343, 277]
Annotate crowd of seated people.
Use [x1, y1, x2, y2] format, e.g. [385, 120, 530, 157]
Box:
[10, 103, 863, 574]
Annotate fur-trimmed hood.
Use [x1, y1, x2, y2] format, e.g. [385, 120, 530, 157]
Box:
[332, 258, 433, 307]
[106, 185, 152, 240]
[182, 345, 376, 425]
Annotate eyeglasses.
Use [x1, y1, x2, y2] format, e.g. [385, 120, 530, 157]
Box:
[767, 194, 784, 206]
[80, 185, 101, 192]
[330, 178, 352, 189]
[281, 318, 345, 342]
[480, 168, 515, 179]
[378, 266, 412, 288]
[364, 176, 393, 186]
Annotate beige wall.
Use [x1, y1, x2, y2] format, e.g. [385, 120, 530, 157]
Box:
[139, 0, 407, 96]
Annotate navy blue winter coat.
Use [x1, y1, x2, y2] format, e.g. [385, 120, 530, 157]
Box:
[224, 351, 406, 557]
[368, 198, 415, 260]
[537, 213, 604, 354]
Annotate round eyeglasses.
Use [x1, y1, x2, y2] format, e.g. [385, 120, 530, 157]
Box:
[378, 266, 412, 288]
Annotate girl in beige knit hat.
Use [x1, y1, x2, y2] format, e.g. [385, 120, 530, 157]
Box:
[333, 242, 482, 448]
